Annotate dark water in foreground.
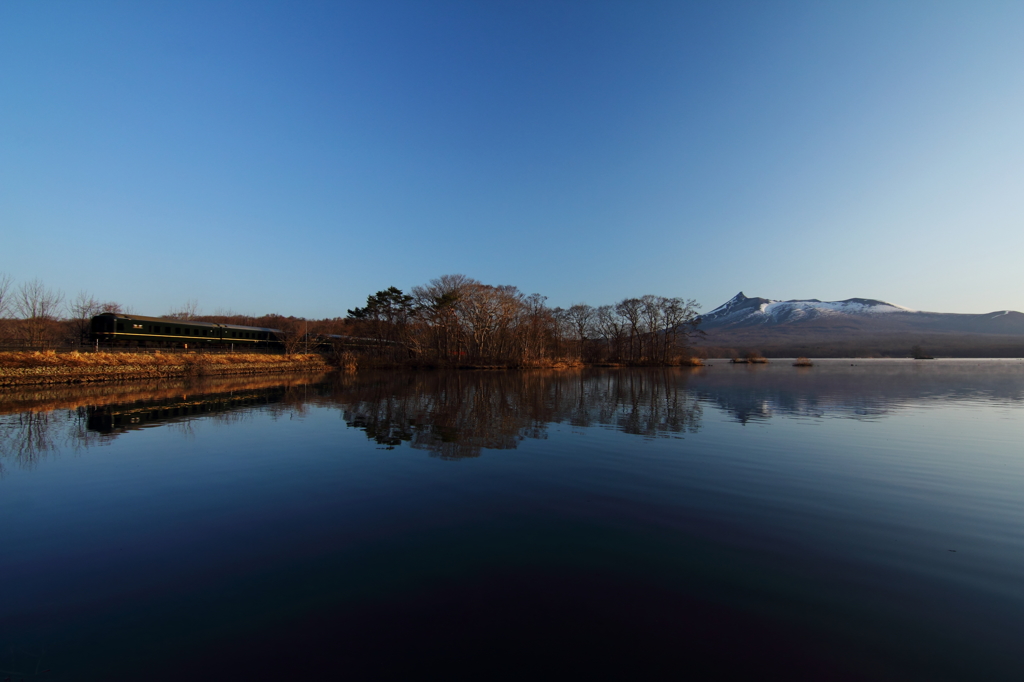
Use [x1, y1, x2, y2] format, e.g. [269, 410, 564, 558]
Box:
[1, 361, 1022, 680]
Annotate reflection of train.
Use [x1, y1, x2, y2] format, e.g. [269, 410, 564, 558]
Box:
[87, 388, 289, 434]
[90, 313, 282, 348]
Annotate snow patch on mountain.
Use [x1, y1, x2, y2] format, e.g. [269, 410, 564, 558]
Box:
[704, 292, 916, 327]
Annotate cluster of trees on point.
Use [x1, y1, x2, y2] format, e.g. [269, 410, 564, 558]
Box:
[345, 274, 704, 367]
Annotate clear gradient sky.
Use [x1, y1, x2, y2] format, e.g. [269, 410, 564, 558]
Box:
[2, 1, 1022, 318]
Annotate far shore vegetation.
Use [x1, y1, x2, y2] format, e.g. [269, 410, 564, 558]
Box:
[1, 272, 1017, 373]
[0, 273, 707, 370]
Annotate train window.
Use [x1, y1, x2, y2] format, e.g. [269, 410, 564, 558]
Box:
[116, 323, 124, 331]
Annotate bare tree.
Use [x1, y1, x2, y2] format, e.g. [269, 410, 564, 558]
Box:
[640, 295, 665, 361]
[268, 317, 309, 355]
[0, 273, 12, 342]
[615, 298, 643, 362]
[412, 274, 477, 363]
[0, 273, 12, 318]
[167, 298, 200, 321]
[564, 304, 595, 359]
[594, 304, 625, 362]
[68, 292, 123, 345]
[661, 297, 702, 361]
[14, 278, 65, 346]
[520, 293, 554, 363]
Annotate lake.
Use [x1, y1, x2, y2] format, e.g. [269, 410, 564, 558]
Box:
[1, 360, 1022, 680]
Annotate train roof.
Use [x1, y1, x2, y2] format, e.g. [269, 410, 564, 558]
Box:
[93, 312, 282, 333]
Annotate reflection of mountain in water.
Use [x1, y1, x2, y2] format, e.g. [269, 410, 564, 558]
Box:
[688, 360, 1024, 424]
[334, 370, 702, 459]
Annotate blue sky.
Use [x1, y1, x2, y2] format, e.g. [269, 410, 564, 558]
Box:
[2, 1, 1022, 318]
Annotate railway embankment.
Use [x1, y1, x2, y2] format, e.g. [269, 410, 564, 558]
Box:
[0, 351, 329, 387]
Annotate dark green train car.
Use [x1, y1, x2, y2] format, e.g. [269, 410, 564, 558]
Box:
[89, 313, 283, 348]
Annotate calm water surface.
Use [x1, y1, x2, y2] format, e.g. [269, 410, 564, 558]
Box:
[1, 361, 1022, 680]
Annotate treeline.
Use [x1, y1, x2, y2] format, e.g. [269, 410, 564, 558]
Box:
[345, 274, 703, 367]
[0, 272, 704, 366]
[0, 274, 114, 347]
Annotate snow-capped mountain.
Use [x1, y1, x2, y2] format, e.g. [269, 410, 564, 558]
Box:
[694, 293, 1024, 356]
[703, 292, 916, 328]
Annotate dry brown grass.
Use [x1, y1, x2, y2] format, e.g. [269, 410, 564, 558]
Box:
[0, 351, 323, 369]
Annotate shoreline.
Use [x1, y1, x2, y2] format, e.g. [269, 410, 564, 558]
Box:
[0, 351, 329, 387]
[4, 353, 1021, 389]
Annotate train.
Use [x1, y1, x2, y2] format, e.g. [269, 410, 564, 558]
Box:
[89, 312, 283, 348]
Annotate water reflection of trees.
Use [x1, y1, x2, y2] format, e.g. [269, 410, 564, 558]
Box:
[0, 407, 106, 473]
[0, 373, 328, 473]
[6, 362, 1022, 469]
[332, 369, 703, 459]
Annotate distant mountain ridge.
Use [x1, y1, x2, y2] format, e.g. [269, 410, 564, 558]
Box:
[701, 292, 1024, 334]
[704, 292, 915, 326]
[694, 293, 1024, 357]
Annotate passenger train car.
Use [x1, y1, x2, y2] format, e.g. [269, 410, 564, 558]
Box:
[90, 313, 283, 348]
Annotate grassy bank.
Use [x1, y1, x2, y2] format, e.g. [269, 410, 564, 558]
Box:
[0, 351, 328, 387]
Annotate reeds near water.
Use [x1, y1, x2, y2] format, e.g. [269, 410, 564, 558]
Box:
[732, 356, 768, 364]
[0, 351, 328, 387]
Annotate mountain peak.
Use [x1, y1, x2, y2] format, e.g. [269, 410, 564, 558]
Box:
[703, 293, 918, 327]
